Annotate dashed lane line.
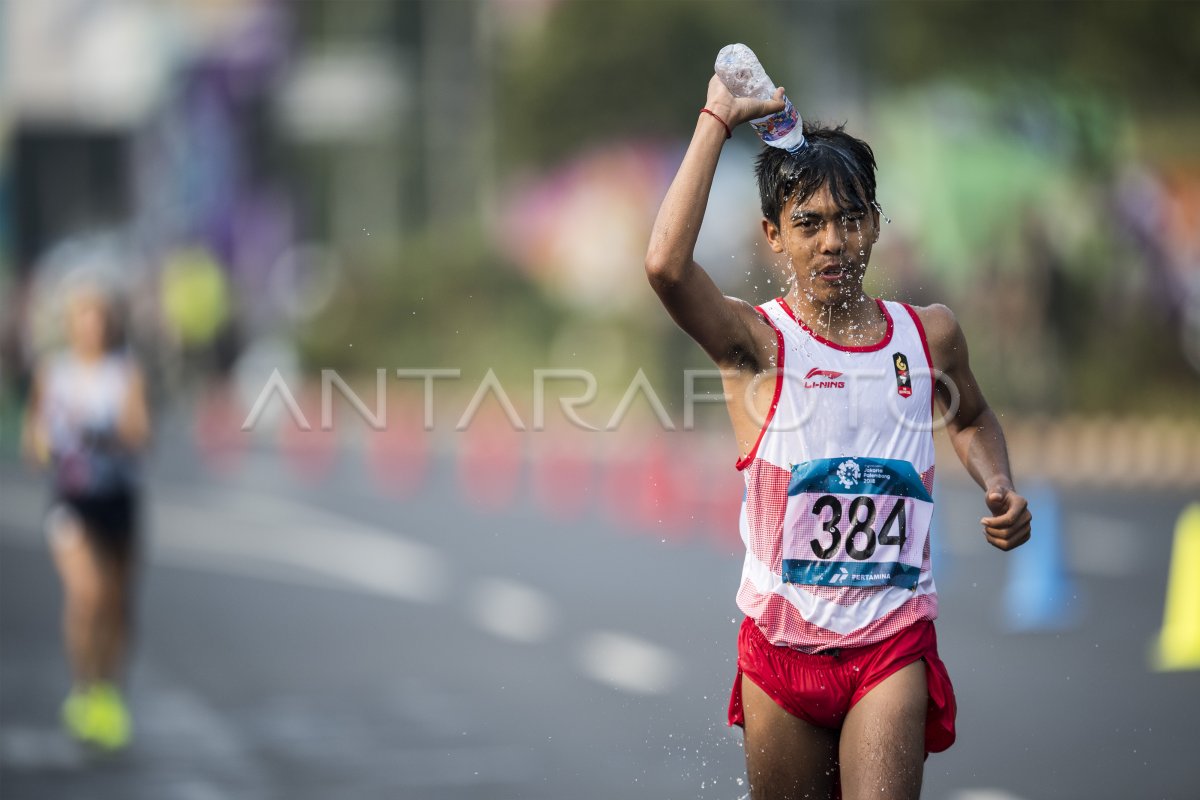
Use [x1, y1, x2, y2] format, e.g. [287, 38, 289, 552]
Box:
[158, 492, 447, 604]
[466, 576, 558, 644]
[575, 631, 680, 696]
[1, 477, 683, 696]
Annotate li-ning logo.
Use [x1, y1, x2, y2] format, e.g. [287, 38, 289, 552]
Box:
[836, 459, 860, 488]
[804, 367, 845, 389]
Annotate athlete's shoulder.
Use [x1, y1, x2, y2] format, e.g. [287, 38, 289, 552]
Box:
[909, 303, 958, 337]
[907, 303, 967, 370]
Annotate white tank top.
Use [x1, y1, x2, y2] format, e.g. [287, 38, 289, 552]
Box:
[42, 352, 140, 495]
[735, 297, 938, 652]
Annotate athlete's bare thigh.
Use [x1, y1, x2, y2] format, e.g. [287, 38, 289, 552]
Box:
[838, 659, 927, 800]
[741, 674, 840, 800]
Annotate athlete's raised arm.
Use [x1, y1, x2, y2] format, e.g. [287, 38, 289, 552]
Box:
[645, 76, 786, 370]
[918, 303, 1032, 551]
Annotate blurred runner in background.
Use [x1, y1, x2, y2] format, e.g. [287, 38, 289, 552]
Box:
[21, 273, 150, 751]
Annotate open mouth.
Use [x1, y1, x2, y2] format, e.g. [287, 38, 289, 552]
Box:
[816, 265, 847, 282]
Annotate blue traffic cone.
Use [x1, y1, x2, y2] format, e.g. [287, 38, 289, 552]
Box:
[1002, 481, 1082, 631]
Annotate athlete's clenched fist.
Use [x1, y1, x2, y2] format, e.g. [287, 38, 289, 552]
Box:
[981, 485, 1032, 551]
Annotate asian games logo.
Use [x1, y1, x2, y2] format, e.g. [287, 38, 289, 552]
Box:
[836, 459, 860, 489]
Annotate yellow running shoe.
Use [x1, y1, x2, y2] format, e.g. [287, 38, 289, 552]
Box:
[84, 683, 132, 751]
[60, 687, 91, 741]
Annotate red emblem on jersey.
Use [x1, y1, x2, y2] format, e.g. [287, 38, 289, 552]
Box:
[892, 352, 912, 398]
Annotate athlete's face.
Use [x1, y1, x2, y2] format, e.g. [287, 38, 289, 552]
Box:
[67, 291, 109, 358]
[762, 183, 879, 307]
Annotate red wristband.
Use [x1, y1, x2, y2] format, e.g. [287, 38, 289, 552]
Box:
[700, 107, 732, 140]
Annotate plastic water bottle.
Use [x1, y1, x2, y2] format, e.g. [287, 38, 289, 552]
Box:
[714, 44, 805, 152]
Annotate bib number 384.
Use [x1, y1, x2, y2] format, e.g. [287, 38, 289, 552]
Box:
[809, 494, 907, 561]
[781, 493, 922, 589]
[781, 457, 931, 589]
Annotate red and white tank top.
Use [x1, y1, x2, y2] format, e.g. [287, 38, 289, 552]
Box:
[735, 297, 938, 653]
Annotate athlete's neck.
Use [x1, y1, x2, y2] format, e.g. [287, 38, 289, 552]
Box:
[71, 346, 106, 365]
[785, 289, 884, 346]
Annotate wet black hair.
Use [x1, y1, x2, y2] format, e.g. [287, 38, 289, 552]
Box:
[754, 122, 878, 225]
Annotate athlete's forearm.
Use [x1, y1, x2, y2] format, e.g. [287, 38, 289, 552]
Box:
[949, 407, 1015, 493]
[116, 400, 150, 450]
[644, 115, 729, 284]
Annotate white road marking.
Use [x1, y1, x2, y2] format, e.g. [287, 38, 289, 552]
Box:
[1, 470, 685, 697]
[157, 491, 448, 603]
[0, 478, 448, 603]
[950, 790, 1031, 800]
[122, 662, 271, 795]
[576, 631, 679, 695]
[0, 726, 88, 770]
[467, 577, 557, 643]
[0, 656, 268, 794]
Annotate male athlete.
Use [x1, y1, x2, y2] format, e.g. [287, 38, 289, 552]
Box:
[645, 76, 1032, 799]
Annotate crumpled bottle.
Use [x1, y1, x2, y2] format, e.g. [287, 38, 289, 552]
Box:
[714, 44, 806, 152]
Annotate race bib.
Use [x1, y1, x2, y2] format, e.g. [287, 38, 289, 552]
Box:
[781, 457, 932, 588]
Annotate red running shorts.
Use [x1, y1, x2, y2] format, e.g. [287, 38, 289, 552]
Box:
[728, 615, 957, 754]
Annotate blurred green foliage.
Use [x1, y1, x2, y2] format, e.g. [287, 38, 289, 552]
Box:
[296, 225, 568, 378]
[294, 0, 1200, 417]
[497, 0, 785, 167]
[868, 1, 1200, 108]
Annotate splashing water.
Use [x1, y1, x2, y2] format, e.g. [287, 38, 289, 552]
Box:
[872, 200, 891, 224]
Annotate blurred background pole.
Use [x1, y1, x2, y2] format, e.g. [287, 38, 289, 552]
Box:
[421, 0, 496, 233]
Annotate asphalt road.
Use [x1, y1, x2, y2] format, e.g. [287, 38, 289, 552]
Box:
[1, 433, 1197, 800]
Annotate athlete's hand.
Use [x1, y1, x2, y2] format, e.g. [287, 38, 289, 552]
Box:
[20, 420, 50, 469]
[981, 486, 1032, 551]
[705, 75, 787, 130]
